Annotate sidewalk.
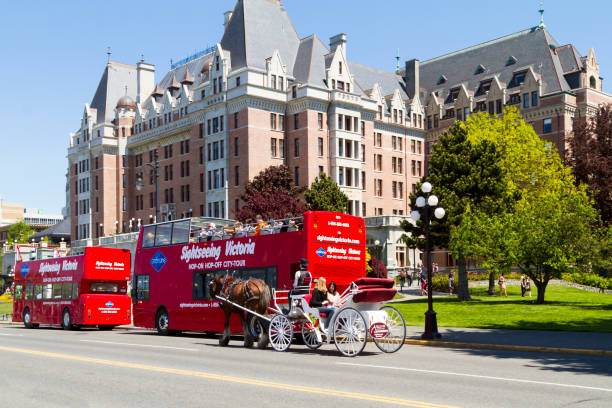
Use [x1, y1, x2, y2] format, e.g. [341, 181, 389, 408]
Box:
[404, 325, 612, 353]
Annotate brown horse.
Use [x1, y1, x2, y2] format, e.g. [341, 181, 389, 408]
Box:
[209, 275, 271, 348]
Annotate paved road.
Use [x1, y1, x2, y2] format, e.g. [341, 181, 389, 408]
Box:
[0, 324, 610, 408]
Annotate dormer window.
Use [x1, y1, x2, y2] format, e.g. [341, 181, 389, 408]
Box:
[508, 71, 527, 88]
[215, 56, 220, 71]
[475, 80, 492, 97]
[445, 87, 460, 104]
[437, 75, 447, 85]
[337, 81, 345, 91]
[474, 64, 486, 75]
[506, 56, 517, 66]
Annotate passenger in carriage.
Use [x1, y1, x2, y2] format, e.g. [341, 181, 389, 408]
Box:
[309, 277, 336, 332]
[327, 281, 340, 306]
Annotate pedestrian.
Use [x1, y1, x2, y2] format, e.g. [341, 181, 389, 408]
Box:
[406, 269, 413, 287]
[498, 273, 508, 297]
[418, 265, 424, 287]
[520, 274, 527, 297]
[420, 277, 427, 296]
[399, 270, 406, 292]
[524, 276, 532, 298]
[448, 273, 454, 295]
[433, 262, 439, 274]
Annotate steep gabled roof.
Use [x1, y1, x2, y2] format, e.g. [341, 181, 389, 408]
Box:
[90, 61, 137, 123]
[348, 62, 407, 99]
[293, 35, 328, 87]
[410, 27, 577, 98]
[220, 0, 301, 71]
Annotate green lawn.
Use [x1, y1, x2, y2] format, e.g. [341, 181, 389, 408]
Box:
[391, 285, 612, 332]
[0, 301, 12, 315]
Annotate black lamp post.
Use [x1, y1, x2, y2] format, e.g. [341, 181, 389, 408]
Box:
[374, 239, 381, 278]
[411, 181, 445, 340]
[136, 150, 159, 223]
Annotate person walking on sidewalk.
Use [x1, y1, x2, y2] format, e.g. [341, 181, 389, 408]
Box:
[498, 273, 508, 297]
[448, 272, 454, 295]
[520, 274, 527, 297]
[399, 270, 406, 292]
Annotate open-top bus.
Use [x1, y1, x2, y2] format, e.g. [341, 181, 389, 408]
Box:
[132, 211, 366, 335]
[13, 247, 131, 330]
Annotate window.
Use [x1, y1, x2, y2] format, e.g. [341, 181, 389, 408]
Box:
[200, 173, 204, 192]
[433, 114, 439, 128]
[52, 284, 62, 299]
[294, 167, 300, 186]
[375, 179, 383, 197]
[361, 144, 365, 162]
[294, 138, 299, 157]
[417, 161, 422, 176]
[62, 282, 72, 299]
[294, 113, 299, 130]
[270, 113, 277, 130]
[319, 166, 324, 176]
[508, 71, 527, 88]
[509, 94, 521, 105]
[375, 132, 382, 147]
[543, 118, 552, 133]
[135, 275, 150, 300]
[234, 112, 239, 128]
[318, 113, 323, 129]
[488, 101, 495, 115]
[531, 92, 538, 107]
[235, 166, 240, 186]
[496, 99, 503, 114]
[338, 167, 344, 185]
[292, 85, 297, 98]
[398, 158, 403, 174]
[523, 93, 530, 108]
[417, 141, 422, 154]
[236, 76, 241, 87]
[271, 74, 277, 90]
[392, 181, 397, 198]
[42, 284, 52, 300]
[234, 137, 239, 156]
[318, 137, 324, 156]
[271, 138, 277, 157]
[475, 80, 492, 97]
[279, 139, 285, 158]
[199, 146, 204, 164]
[337, 114, 343, 130]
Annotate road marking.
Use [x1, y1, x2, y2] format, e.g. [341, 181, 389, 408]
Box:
[0, 345, 456, 408]
[338, 362, 612, 393]
[79, 340, 197, 351]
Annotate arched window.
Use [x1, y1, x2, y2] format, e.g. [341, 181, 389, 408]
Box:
[590, 76, 597, 89]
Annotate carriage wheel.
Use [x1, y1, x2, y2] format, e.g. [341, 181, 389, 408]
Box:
[268, 314, 293, 352]
[301, 321, 322, 350]
[332, 308, 367, 357]
[373, 306, 406, 353]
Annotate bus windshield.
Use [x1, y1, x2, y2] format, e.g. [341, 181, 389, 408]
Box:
[90, 282, 119, 293]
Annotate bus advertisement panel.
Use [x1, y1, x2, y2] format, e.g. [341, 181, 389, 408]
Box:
[132, 211, 366, 334]
[13, 247, 131, 330]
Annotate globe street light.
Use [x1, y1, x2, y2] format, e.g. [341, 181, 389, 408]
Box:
[412, 182, 445, 340]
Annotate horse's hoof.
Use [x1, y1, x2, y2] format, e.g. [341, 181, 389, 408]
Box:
[244, 337, 254, 348]
[219, 337, 230, 347]
[256, 335, 269, 349]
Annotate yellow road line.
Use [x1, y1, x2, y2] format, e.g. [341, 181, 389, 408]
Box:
[0, 345, 457, 408]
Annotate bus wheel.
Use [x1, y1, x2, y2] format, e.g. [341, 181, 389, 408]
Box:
[156, 308, 169, 336]
[98, 325, 116, 331]
[23, 308, 33, 329]
[62, 309, 72, 330]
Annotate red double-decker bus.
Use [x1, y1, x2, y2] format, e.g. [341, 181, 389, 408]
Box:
[132, 211, 366, 334]
[13, 247, 131, 330]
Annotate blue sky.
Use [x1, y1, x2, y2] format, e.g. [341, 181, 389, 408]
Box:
[0, 0, 610, 214]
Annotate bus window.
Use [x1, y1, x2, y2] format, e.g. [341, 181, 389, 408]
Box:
[25, 285, 33, 300]
[142, 225, 156, 248]
[15, 285, 22, 300]
[62, 283, 73, 299]
[72, 282, 79, 299]
[52, 284, 62, 299]
[90, 282, 118, 293]
[42, 284, 53, 300]
[155, 223, 172, 246]
[171, 220, 190, 245]
[34, 285, 42, 300]
[192, 271, 214, 300]
[236, 267, 278, 289]
[135, 275, 149, 300]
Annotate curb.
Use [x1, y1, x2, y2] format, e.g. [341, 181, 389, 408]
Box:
[2, 321, 610, 357]
[403, 339, 612, 358]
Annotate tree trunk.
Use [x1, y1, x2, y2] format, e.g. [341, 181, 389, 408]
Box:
[488, 271, 496, 295]
[456, 253, 471, 301]
[534, 279, 547, 304]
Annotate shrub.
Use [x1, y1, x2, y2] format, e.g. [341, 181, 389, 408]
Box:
[562, 272, 612, 290]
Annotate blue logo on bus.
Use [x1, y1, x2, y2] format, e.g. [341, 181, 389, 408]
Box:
[105, 301, 114, 308]
[20, 264, 29, 277]
[150, 250, 167, 272]
[316, 248, 326, 257]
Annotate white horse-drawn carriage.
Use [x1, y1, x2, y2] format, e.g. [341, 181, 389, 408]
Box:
[264, 277, 406, 357]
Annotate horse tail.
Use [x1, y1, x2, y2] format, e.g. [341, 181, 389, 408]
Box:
[259, 281, 271, 314]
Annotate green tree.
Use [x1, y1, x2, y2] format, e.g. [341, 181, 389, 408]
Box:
[7, 221, 35, 244]
[402, 122, 516, 301]
[455, 107, 599, 303]
[304, 173, 348, 213]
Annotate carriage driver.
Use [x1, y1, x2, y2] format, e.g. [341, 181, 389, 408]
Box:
[293, 258, 312, 296]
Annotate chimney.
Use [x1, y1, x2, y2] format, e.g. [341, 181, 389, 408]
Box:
[329, 33, 347, 53]
[404, 59, 419, 100]
[137, 60, 155, 104]
[224, 11, 233, 28]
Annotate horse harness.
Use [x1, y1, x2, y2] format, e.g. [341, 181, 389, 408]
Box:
[223, 278, 262, 305]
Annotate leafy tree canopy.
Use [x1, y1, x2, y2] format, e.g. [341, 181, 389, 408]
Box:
[7, 221, 35, 244]
[304, 173, 348, 213]
[242, 165, 304, 199]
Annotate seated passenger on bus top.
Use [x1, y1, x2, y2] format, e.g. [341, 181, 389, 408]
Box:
[292, 258, 312, 296]
[309, 277, 336, 332]
[280, 213, 293, 232]
[254, 214, 268, 236]
[225, 221, 246, 238]
[205, 223, 217, 241]
[198, 227, 206, 242]
[327, 281, 340, 306]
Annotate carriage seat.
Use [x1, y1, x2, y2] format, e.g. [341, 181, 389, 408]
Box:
[302, 294, 327, 318]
